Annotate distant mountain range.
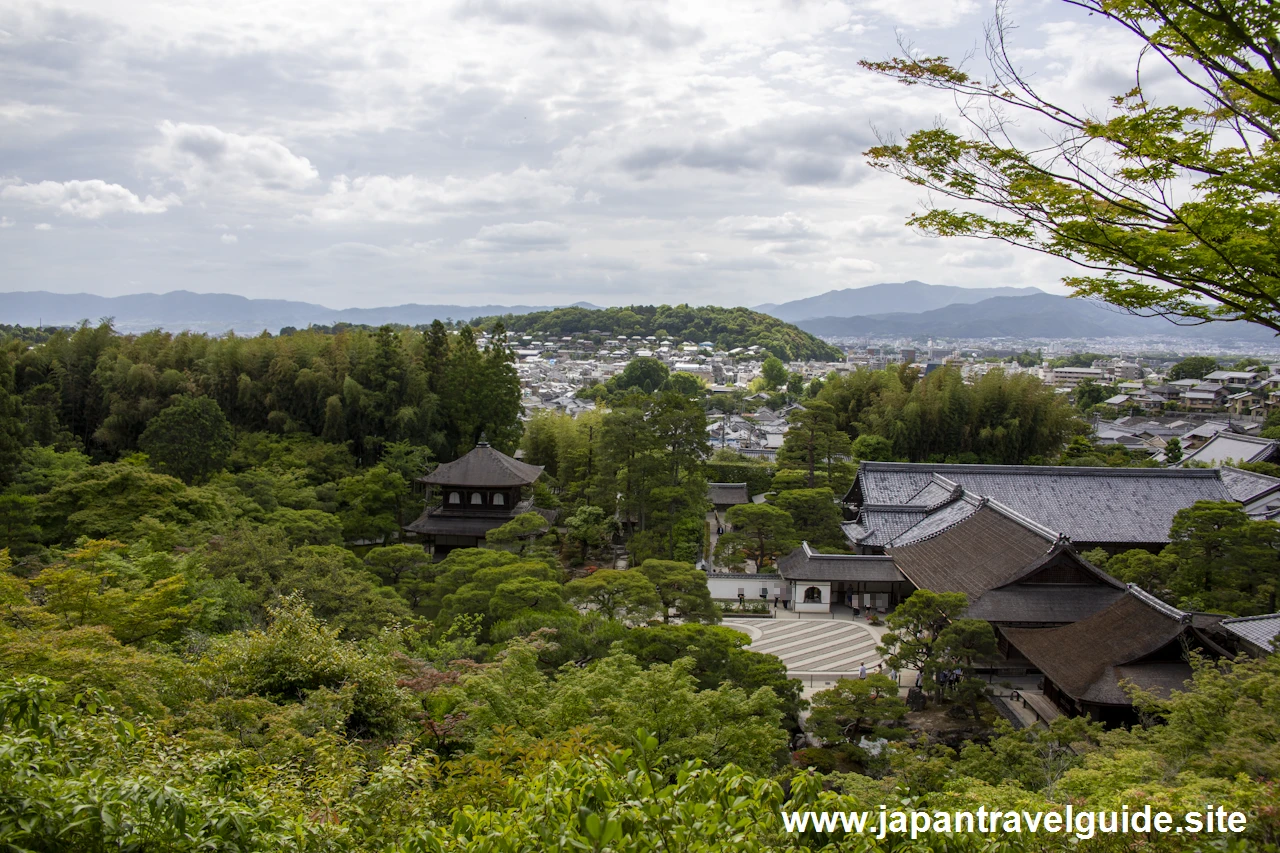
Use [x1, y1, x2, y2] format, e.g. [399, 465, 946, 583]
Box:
[793, 292, 1279, 343]
[755, 281, 1043, 322]
[0, 291, 600, 334]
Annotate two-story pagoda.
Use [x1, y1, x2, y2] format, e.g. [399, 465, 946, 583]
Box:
[404, 439, 550, 556]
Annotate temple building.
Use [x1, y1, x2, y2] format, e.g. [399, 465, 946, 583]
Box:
[403, 439, 551, 557]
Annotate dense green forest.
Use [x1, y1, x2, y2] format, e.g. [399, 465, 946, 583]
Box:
[0, 322, 1275, 851]
[467, 304, 844, 361]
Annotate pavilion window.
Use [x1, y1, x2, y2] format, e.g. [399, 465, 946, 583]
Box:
[448, 492, 461, 504]
[493, 493, 505, 506]
[471, 493, 483, 505]
[803, 586, 822, 603]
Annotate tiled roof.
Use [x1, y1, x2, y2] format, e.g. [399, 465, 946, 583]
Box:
[1219, 466, 1280, 504]
[777, 543, 903, 582]
[1178, 432, 1277, 466]
[1004, 587, 1199, 705]
[848, 462, 1235, 546]
[1219, 613, 1280, 652]
[422, 443, 545, 487]
[707, 483, 750, 506]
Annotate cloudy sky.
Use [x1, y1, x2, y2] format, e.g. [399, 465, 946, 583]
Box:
[0, 0, 1159, 309]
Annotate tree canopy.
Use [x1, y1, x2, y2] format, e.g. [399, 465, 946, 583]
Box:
[863, 1, 1280, 333]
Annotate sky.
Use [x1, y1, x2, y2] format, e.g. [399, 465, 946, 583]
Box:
[0, 0, 1167, 309]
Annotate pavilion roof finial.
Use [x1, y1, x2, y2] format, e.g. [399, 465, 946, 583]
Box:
[477, 431, 490, 447]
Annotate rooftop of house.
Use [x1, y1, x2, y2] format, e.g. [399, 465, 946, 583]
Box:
[847, 462, 1237, 547]
[420, 441, 545, 487]
[776, 542, 903, 583]
[1175, 432, 1278, 467]
[1004, 586, 1224, 706]
[1218, 613, 1280, 652]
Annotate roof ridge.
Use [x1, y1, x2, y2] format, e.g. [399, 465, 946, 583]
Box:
[981, 497, 1063, 542]
[857, 461, 1223, 478]
[884, 492, 983, 548]
[1127, 584, 1190, 623]
[1220, 612, 1280, 624]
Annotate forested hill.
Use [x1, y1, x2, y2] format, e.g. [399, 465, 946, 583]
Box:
[468, 305, 844, 361]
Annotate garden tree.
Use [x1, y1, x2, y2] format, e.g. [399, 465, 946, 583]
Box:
[138, 395, 234, 484]
[818, 365, 1078, 464]
[564, 504, 615, 563]
[776, 400, 853, 489]
[363, 544, 438, 607]
[616, 623, 805, 722]
[717, 502, 798, 569]
[377, 439, 432, 483]
[335, 465, 407, 544]
[0, 352, 24, 485]
[615, 356, 669, 394]
[956, 715, 1106, 798]
[456, 643, 788, 775]
[36, 461, 234, 545]
[489, 609, 630, 670]
[1167, 500, 1279, 613]
[0, 494, 39, 554]
[428, 549, 561, 635]
[864, 2, 1280, 334]
[771, 488, 846, 550]
[1073, 380, 1113, 412]
[808, 674, 907, 744]
[849, 433, 895, 463]
[760, 356, 788, 390]
[1165, 436, 1184, 464]
[663, 371, 705, 397]
[638, 391, 711, 562]
[196, 595, 414, 739]
[936, 618, 998, 720]
[487, 577, 569, 624]
[878, 589, 970, 701]
[564, 568, 661, 623]
[1169, 356, 1222, 381]
[635, 559, 716, 624]
[518, 410, 567, 477]
[484, 511, 550, 555]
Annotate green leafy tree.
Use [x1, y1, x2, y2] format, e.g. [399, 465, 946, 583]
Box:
[878, 589, 970, 701]
[0, 494, 39, 554]
[1165, 436, 1184, 464]
[485, 511, 551, 555]
[138, 396, 234, 484]
[635, 559, 716, 624]
[1167, 500, 1279, 613]
[335, 465, 407, 544]
[717, 503, 797, 569]
[809, 674, 907, 744]
[615, 357, 669, 394]
[760, 356, 788, 390]
[564, 569, 661, 622]
[565, 504, 615, 563]
[771, 488, 845, 550]
[1169, 356, 1222, 381]
[863, 3, 1280, 333]
[776, 401, 852, 489]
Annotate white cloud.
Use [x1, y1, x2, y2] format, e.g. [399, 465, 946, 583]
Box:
[463, 221, 571, 251]
[313, 168, 576, 223]
[0, 216, 13, 228]
[150, 121, 318, 191]
[34, 223, 52, 231]
[828, 256, 881, 273]
[1, 179, 178, 219]
[717, 212, 820, 241]
[220, 233, 239, 244]
[940, 250, 1015, 269]
[854, 0, 978, 29]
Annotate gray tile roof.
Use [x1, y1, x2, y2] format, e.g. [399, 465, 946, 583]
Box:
[707, 483, 750, 506]
[849, 462, 1236, 546]
[777, 543, 903, 582]
[1179, 432, 1277, 466]
[1219, 466, 1280, 504]
[422, 443, 544, 487]
[1219, 613, 1280, 652]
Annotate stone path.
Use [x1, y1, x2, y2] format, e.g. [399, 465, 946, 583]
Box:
[722, 618, 884, 695]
